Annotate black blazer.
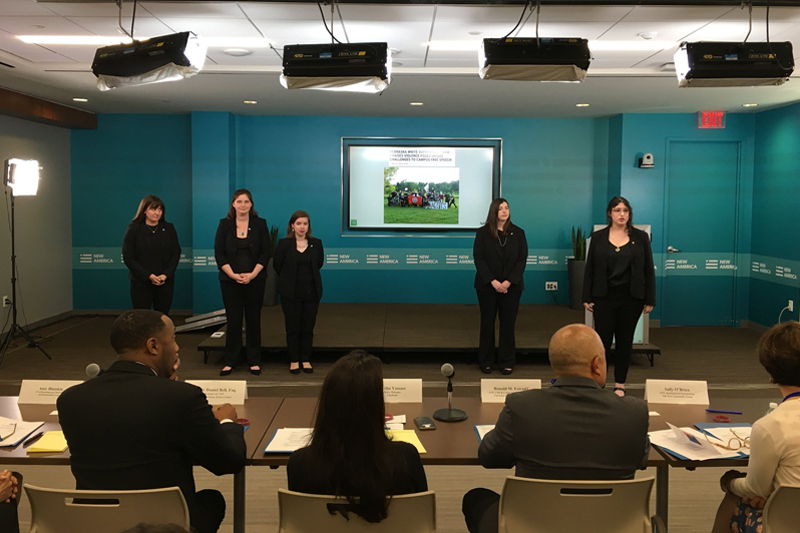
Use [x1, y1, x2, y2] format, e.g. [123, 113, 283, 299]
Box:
[582, 226, 656, 306]
[473, 224, 528, 293]
[122, 221, 181, 283]
[57, 361, 246, 533]
[273, 237, 324, 300]
[214, 216, 271, 281]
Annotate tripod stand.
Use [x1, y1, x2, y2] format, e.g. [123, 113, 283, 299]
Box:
[0, 189, 51, 366]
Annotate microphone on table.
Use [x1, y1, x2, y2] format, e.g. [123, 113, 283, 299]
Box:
[85, 363, 104, 378]
[433, 363, 467, 422]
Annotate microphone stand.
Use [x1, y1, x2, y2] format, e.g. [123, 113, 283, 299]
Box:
[433, 375, 467, 422]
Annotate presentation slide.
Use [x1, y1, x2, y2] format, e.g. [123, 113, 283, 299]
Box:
[348, 145, 497, 231]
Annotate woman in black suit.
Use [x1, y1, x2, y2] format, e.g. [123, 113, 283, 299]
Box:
[122, 195, 181, 315]
[583, 196, 655, 396]
[273, 210, 324, 374]
[473, 198, 528, 375]
[287, 350, 427, 523]
[214, 189, 271, 376]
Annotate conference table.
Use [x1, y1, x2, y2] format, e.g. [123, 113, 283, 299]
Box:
[1, 395, 765, 533]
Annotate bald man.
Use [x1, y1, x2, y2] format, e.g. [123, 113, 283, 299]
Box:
[462, 324, 650, 533]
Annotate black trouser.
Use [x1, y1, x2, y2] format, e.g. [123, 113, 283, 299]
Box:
[281, 297, 320, 363]
[220, 278, 266, 367]
[130, 278, 174, 315]
[191, 489, 226, 533]
[476, 289, 521, 369]
[462, 487, 500, 533]
[592, 287, 644, 384]
[0, 472, 21, 533]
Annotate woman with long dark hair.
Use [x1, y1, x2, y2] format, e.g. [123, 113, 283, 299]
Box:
[582, 196, 655, 396]
[273, 210, 324, 374]
[286, 350, 427, 523]
[214, 189, 271, 376]
[122, 195, 181, 315]
[473, 198, 528, 375]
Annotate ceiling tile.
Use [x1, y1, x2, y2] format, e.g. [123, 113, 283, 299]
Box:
[239, 2, 321, 21]
[620, 6, 735, 23]
[250, 19, 336, 46]
[338, 4, 435, 22]
[0, 32, 77, 62]
[43, 2, 142, 18]
[156, 17, 262, 38]
[140, 2, 245, 18]
[0, 15, 91, 35]
[341, 21, 430, 57]
[65, 16, 173, 38]
[598, 21, 715, 42]
[684, 20, 798, 42]
[2, 0, 61, 17]
[432, 21, 612, 41]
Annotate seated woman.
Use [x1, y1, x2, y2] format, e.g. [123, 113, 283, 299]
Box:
[0, 470, 21, 533]
[712, 320, 800, 533]
[286, 350, 428, 523]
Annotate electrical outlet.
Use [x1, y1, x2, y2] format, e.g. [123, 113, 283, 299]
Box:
[2, 295, 9, 308]
[545, 282, 558, 291]
[790, 300, 795, 312]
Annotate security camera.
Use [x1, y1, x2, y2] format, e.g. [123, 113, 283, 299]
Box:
[639, 153, 654, 169]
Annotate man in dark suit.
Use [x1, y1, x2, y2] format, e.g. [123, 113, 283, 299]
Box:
[462, 324, 650, 533]
[58, 310, 246, 533]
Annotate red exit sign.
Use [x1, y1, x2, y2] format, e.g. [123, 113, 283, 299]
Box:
[698, 111, 726, 129]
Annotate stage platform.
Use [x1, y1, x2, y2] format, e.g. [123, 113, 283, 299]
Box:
[193, 304, 661, 366]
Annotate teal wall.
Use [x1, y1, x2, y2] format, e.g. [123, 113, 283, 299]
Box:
[69, 108, 796, 326]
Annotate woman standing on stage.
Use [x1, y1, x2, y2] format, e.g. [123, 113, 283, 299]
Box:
[582, 196, 655, 396]
[473, 198, 528, 375]
[273, 210, 324, 374]
[214, 189, 271, 377]
[122, 195, 181, 315]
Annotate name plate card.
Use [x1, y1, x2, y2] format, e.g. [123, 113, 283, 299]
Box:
[645, 379, 709, 405]
[18, 380, 82, 404]
[186, 380, 248, 405]
[481, 379, 541, 403]
[383, 379, 422, 403]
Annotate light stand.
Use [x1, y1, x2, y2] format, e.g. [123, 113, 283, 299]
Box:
[433, 375, 467, 422]
[0, 159, 51, 366]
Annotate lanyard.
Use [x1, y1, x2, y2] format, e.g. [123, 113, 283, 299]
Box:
[783, 391, 800, 402]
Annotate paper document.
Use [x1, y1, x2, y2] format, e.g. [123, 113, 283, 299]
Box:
[649, 423, 740, 461]
[385, 423, 404, 431]
[386, 430, 426, 453]
[0, 416, 44, 447]
[26, 431, 68, 453]
[475, 425, 495, 442]
[385, 415, 406, 424]
[263, 428, 313, 454]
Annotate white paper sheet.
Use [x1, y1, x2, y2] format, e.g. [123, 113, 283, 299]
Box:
[0, 416, 45, 447]
[263, 428, 313, 453]
[475, 425, 495, 442]
[649, 423, 740, 461]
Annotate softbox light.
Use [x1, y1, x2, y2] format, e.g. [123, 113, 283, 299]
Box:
[4, 159, 40, 196]
[280, 42, 391, 93]
[92, 31, 207, 91]
[674, 41, 794, 88]
[479, 37, 591, 82]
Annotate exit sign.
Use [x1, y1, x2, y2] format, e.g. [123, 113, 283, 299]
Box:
[698, 111, 726, 129]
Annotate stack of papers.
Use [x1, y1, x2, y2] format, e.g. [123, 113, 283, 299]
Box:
[386, 430, 426, 453]
[649, 423, 744, 461]
[475, 425, 495, 442]
[0, 416, 44, 447]
[26, 431, 68, 453]
[262, 426, 427, 454]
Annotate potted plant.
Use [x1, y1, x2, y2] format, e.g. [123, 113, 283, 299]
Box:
[568, 226, 586, 310]
[263, 224, 280, 306]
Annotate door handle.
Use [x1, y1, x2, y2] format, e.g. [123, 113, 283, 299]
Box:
[667, 246, 681, 253]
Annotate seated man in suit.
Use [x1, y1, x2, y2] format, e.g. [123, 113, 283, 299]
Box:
[58, 310, 246, 533]
[462, 323, 650, 533]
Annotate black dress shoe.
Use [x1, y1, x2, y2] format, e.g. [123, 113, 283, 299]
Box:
[481, 366, 492, 374]
[501, 368, 513, 375]
[290, 366, 301, 375]
[250, 367, 261, 376]
[220, 367, 233, 377]
[302, 365, 313, 374]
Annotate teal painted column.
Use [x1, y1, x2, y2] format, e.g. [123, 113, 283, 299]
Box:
[191, 112, 236, 313]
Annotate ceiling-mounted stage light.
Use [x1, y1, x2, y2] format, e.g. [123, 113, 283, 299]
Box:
[4, 159, 40, 196]
[674, 41, 794, 87]
[91, 31, 207, 91]
[479, 37, 591, 82]
[280, 42, 391, 93]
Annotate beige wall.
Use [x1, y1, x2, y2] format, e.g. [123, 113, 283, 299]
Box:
[0, 115, 72, 333]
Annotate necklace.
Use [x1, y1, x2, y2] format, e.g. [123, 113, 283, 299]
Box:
[146, 224, 158, 234]
[498, 232, 508, 247]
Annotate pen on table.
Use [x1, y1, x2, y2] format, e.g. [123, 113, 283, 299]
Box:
[23, 432, 44, 447]
[706, 409, 743, 415]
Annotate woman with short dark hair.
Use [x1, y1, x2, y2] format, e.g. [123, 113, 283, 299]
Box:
[286, 350, 427, 523]
[122, 195, 181, 315]
[712, 321, 800, 533]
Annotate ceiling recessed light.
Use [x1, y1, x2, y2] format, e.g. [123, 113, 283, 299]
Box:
[31, 25, 46, 30]
[394, 61, 403, 67]
[468, 31, 482, 36]
[638, 31, 658, 40]
[243, 100, 258, 105]
[742, 103, 758, 107]
[410, 102, 424, 106]
[224, 48, 252, 57]
[389, 48, 402, 56]
[575, 103, 590, 107]
[72, 97, 88, 102]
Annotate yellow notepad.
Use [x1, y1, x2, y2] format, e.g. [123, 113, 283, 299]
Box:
[386, 429, 427, 454]
[26, 431, 68, 453]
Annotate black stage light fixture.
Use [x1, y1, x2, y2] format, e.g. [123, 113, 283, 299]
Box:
[280, 42, 391, 93]
[674, 41, 794, 87]
[479, 37, 591, 82]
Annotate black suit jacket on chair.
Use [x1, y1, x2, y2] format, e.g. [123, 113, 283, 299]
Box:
[273, 237, 324, 300]
[213, 216, 271, 281]
[582, 226, 656, 305]
[57, 361, 246, 533]
[473, 224, 528, 293]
